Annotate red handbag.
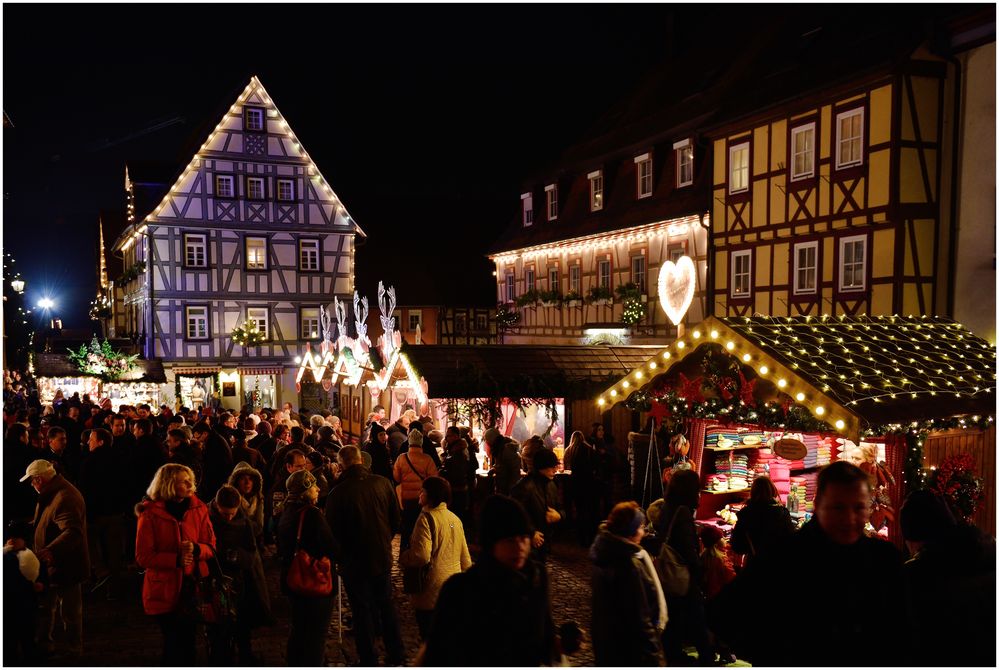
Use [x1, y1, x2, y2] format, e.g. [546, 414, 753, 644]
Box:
[286, 507, 333, 597]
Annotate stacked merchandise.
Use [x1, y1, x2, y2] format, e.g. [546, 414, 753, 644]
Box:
[799, 472, 818, 512]
[705, 428, 745, 449]
[769, 457, 792, 504]
[789, 476, 808, 512]
[729, 453, 751, 491]
[816, 437, 833, 466]
[706, 474, 729, 492]
[802, 434, 820, 469]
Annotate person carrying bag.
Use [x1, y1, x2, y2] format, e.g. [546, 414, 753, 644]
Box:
[656, 507, 692, 597]
[393, 431, 438, 551]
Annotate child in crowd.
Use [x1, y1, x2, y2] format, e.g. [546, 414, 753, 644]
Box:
[699, 524, 737, 598]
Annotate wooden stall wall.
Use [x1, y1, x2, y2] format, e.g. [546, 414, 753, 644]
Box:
[922, 427, 996, 537]
[569, 401, 635, 457]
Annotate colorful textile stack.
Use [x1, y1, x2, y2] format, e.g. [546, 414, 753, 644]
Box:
[769, 457, 792, 503]
[705, 429, 744, 449]
[816, 437, 833, 466]
[789, 476, 807, 510]
[707, 474, 729, 492]
[802, 434, 820, 469]
[715, 453, 733, 475]
[799, 472, 818, 511]
[729, 453, 750, 491]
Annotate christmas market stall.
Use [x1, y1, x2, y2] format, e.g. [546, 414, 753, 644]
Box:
[595, 315, 996, 542]
[33, 338, 167, 411]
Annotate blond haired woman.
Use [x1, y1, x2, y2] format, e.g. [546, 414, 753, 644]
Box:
[135, 463, 216, 666]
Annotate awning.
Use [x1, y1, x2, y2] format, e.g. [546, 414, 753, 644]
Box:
[34, 354, 167, 384]
[172, 366, 222, 375]
[238, 367, 284, 376]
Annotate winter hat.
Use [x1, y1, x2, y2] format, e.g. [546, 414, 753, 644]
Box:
[480, 495, 533, 549]
[532, 448, 559, 471]
[317, 425, 334, 440]
[286, 470, 317, 496]
[408, 429, 424, 447]
[900, 489, 956, 542]
[699, 523, 725, 548]
[483, 427, 502, 446]
[369, 423, 386, 439]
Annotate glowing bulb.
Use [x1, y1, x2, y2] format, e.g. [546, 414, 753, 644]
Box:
[649, 362, 657, 370]
[835, 419, 845, 430]
[795, 392, 805, 402]
[710, 330, 719, 339]
[726, 341, 735, 350]
[677, 341, 685, 350]
[635, 371, 643, 379]
[598, 398, 605, 406]
[742, 354, 751, 362]
[622, 381, 630, 389]
[294, 356, 302, 364]
[692, 330, 701, 339]
[663, 352, 671, 360]
[815, 406, 825, 415]
[777, 379, 787, 388]
[759, 366, 769, 375]
[610, 390, 618, 397]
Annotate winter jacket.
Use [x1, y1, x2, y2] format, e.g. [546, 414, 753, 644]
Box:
[5, 438, 38, 521]
[134, 496, 216, 616]
[231, 443, 263, 471]
[32, 474, 90, 587]
[363, 439, 394, 481]
[199, 430, 234, 503]
[511, 471, 563, 558]
[654, 503, 702, 585]
[399, 503, 471, 611]
[392, 446, 437, 503]
[227, 461, 265, 539]
[492, 438, 522, 495]
[209, 501, 273, 627]
[440, 440, 473, 492]
[277, 499, 338, 596]
[324, 465, 400, 580]
[129, 434, 166, 504]
[77, 444, 128, 518]
[423, 554, 556, 667]
[563, 441, 598, 489]
[589, 529, 666, 666]
[708, 519, 909, 666]
[729, 500, 794, 564]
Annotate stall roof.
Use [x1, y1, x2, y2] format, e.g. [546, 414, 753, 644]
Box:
[34, 354, 167, 384]
[598, 316, 997, 434]
[403, 345, 668, 400]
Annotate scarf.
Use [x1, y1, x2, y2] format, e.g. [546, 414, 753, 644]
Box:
[637, 546, 668, 632]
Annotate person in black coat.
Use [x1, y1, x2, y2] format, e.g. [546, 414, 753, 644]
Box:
[899, 489, 996, 667]
[511, 448, 563, 563]
[362, 423, 394, 481]
[729, 476, 794, 567]
[708, 461, 910, 667]
[440, 428, 473, 528]
[423, 495, 557, 667]
[192, 422, 234, 504]
[128, 419, 167, 505]
[77, 429, 129, 597]
[590, 502, 667, 666]
[563, 430, 600, 547]
[4, 424, 38, 522]
[277, 471, 337, 667]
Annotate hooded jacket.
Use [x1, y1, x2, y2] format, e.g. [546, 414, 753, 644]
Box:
[228, 461, 265, 538]
[134, 495, 216, 615]
[590, 528, 667, 666]
[209, 501, 273, 626]
[399, 502, 472, 611]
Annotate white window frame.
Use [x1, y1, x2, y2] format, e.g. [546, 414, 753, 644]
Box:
[548, 267, 559, 292]
[184, 233, 207, 268]
[277, 178, 296, 202]
[668, 244, 686, 264]
[792, 241, 818, 295]
[299, 238, 320, 272]
[525, 268, 535, 291]
[185, 305, 209, 340]
[835, 108, 864, 170]
[247, 176, 266, 200]
[247, 307, 269, 340]
[631, 255, 647, 293]
[790, 123, 816, 181]
[244, 107, 265, 132]
[569, 265, 581, 295]
[635, 153, 653, 198]
[521, 192, 533, 227]
[729, 142, 750, 194]
[408, 311, 422, 332]
[301, 307, 321, 341]
[215, 175, 235, 199]
[545, 184, 558, 221]
[598, 259, 611, 289]
[838, 234, 867, 292]
[674, 139, 694, 187]
[245, 237, 268, 270]
[505, 273, 515, 303]
[731, 250, 752, 299]
[588, 170, 603, 211]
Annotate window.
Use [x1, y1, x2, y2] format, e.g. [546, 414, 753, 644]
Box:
[545, 184, 558, 221]
[277, 178, 296, 201]
[408, 311, 422, 332]
[525, 268, 535, 291]
[668, 245, 686, 264]
[635, 154, 653, 198]
[505, 273, 515, 303]
[184, 234, 207, 268]
[836, 108, 864, 169]
[215, 175, 235, 199]
[247, 307, 269, 340]
[476, 314, 487, 331]
[455, 313, 467, 335]
[246, 237, 267, 270]
[729, 143, 749, 194]
[793, 241, 818, 294]
[185, 305, 209, 340]
[569, 265, 581, 294]
[675, 139, 694, 187]
[301, 307, 321, 340]
[598, 259, 611, 289]
[839, 235, 867, 292]
[299, 239, 320, 272]
[588, 170, 603, 211]
[790, 123, 816, 181]
[549, 267, 559, 292]
[631, 256, 647, 293]
[521, 193, 533, 227]
[244, 107, 265, 132]
[247, 176, 266, 200]
[731, 250, 752, 298]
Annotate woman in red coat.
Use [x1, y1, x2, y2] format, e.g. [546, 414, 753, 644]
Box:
[135, 463, 216, 666]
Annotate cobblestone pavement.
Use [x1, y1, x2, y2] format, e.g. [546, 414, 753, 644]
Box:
[42, 536, 597, 667]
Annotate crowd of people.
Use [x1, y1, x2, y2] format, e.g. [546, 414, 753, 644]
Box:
[3, 379, 996, 667]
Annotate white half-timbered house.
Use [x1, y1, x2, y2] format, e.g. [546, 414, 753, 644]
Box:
[111, 77, 364, 411]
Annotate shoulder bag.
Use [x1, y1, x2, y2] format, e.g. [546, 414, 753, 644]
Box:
[402, 511, 438, 594]
[655, 506, 692, 597]
[286, 507, 334, 597]
[396, 453, 428, 508]
[179, 550, 237, 625]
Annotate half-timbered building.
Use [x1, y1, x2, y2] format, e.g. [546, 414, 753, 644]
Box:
[110, 77, 363, 410]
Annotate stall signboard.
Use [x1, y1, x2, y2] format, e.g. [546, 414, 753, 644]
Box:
[774, 437, 808, 460]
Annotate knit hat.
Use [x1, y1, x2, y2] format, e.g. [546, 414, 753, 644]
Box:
[699, 523, 725, 548]
[369, 423, 386, 439]
[286, 470, 317, 496]
[479, 495, 533, 549]
[532, 448, 559, 471]
[408, 429, 424, 447]
[900, 489, 956, 542]
[483, 427, 501, 446]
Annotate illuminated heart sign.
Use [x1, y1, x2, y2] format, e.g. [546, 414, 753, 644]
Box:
[658, 256, 696, 326]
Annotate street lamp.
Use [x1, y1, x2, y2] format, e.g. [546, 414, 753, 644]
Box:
[10, 278, 24, 293]
[37, 297, 55, 310]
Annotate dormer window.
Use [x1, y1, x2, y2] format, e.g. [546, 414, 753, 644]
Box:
[545, 183, 558, 221]
[521, 192, 533, 227]
[635, 153, 653, 198]
[674, 139, 694, 187]
[588, 170, 603, 211]
[244, 107, 265, 132]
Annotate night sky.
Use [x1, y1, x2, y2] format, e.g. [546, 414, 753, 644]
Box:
[2, 4, 700, 330]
